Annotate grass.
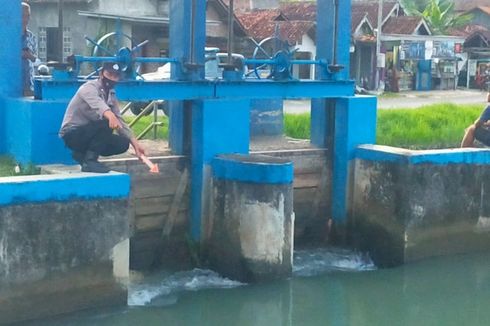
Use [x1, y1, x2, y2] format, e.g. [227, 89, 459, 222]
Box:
[376, 103, 481, 149]
[0, 156, 40, 177]
[283, 103, 484, 149]
[285, 113, 310, 139]
[124, 115, 169, 140]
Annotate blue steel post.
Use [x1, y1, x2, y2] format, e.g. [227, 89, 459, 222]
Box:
[333, 96, 377, 224]
[168, 0, 206, 155]
[169, 0, 211, 241]
[191, 99, 250, 240]
[0, 1, 22, 153]
[311, 0, 352, 147]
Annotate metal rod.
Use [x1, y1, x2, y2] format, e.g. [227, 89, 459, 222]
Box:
[375, 0, 383, 89]
[227, 0, 234, 65]
[58, 0, 64, 62]
[129, 101, 155, 127]
[190, 0, 196, 64]
[332, 0, 339, 65]
[120, 102, 132, 115]
[153, 101, 158, 139]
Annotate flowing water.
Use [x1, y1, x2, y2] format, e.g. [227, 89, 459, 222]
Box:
[28, 248, 490, 326]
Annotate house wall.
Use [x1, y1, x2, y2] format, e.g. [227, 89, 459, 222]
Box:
[29, 2, 92, 61]
[292, 34, 316, 79]
[97, 0, 157, 16]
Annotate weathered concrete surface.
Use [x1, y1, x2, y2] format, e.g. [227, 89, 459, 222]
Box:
[209, 180, 294, 282]
[44, 148, 330, 272]
[351, 145, 490, 267]
[207, 154, 294, 282]
[0, 174, 130, 324]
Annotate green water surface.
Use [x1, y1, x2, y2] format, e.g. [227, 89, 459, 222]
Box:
[33, 252, 490, 326]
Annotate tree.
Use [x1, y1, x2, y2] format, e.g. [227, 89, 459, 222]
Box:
[400, 0, 473, 34]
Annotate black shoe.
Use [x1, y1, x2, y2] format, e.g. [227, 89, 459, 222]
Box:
[72, 151, 85, 165]
[81, 160, 110, 173]
[81, 151, 110, 173]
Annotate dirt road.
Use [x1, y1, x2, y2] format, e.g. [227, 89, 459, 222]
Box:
[284, 89, 487, 114]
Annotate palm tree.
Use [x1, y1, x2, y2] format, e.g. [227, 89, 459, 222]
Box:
[400, 0, 473, 34]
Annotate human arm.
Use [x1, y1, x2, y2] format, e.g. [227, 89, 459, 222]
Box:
[476, 106, 490, 127]
[22, 32, 37, 62]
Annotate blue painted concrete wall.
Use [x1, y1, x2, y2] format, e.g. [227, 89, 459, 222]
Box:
[0, 1, 21, 98]
[3, 98, 71, 164]
[212, 154, 293, 184]
[0, 172, 130, 205]
[250, 99, 283, 137]
[0, 98, 5, 154]
[332, 95, 377, 223]
[191, 99, 250, 240]
[356, 145, 490, 165]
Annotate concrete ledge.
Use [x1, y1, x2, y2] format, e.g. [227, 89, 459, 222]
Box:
[356, 144, 490, 165]
[351, 145, 490, 267]
[212, 154, 294, 184]
[0, 172, 130, 205]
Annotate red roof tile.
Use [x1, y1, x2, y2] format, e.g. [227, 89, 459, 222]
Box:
[382, 16, 426, 34]
[279, 1, 316, 21]
[351, 1, 399, 28]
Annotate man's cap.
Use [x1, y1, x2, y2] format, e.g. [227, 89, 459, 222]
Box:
[102, 62, 122, 76]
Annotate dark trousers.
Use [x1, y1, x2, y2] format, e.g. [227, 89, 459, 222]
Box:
[475, 126, 490, 147]
[62, 120, 130, 157]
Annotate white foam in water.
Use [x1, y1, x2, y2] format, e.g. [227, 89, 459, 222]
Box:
[293, 247, 376, 277]
[128, 268, 244, 306]
[129, 249, 375, 306]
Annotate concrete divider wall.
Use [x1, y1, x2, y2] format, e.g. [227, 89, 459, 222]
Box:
[351, 145, 490, 267]
[0, 173, 130, 324]
[105, 148, 330, 270]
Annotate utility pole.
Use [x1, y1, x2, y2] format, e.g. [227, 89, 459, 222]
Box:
[375, 0, 383, 91]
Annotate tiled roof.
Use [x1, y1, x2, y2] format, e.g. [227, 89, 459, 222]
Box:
[235, 10, 314, 43]
[448, 24, 490, 38]
[454, 0, 490, 12]
[351, 1, 399, 28]
[382, 16, 425, 34]
[475, 6, 490, 15]
[279, 1, 316, 22]
[351, 11, 369, 33]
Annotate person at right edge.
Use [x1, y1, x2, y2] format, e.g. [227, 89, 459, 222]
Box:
[59, 62, 146, 173]
[461, 92, 490, 148]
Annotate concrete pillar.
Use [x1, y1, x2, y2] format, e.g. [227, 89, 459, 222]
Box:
[191, 99, 250, 241]
[208, 154, 294, 282]
[332, 96, 376, 228]
[0, 1, 22, 97]
[0, 1, 22, 154]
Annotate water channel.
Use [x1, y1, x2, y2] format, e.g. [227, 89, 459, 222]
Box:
[28, 248, 490, 326]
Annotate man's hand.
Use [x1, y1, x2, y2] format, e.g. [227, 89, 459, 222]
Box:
[103, 110, 121, 129]
[131, 138, 146, 158]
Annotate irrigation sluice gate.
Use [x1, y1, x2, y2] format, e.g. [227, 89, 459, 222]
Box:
[9, 0, 488, 324]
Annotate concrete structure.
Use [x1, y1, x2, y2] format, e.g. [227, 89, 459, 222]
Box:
[351, 145, 490, 267]
[0, 173, 130, 324]
[207, 154, 294, 282]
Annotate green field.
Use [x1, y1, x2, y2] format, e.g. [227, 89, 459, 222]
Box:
[284, 103, 483, 149]
[0, 103, 485, 177]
